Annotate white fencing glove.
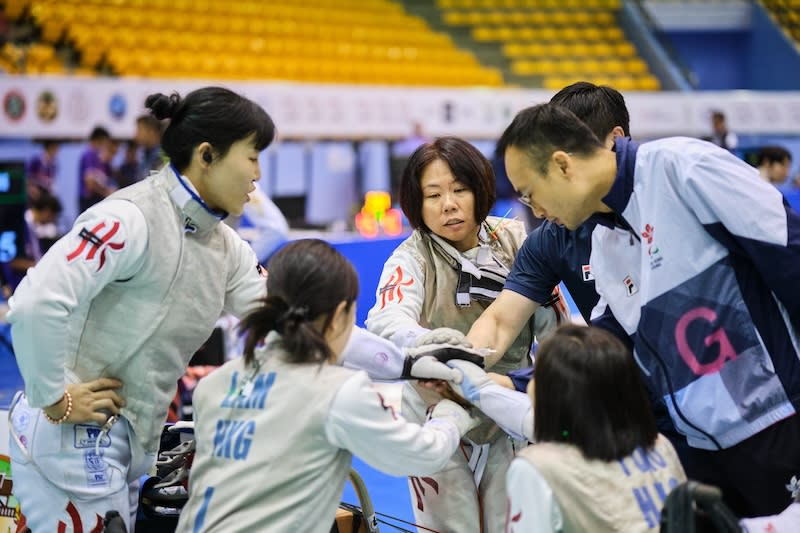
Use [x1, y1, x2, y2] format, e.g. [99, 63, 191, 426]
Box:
[413, 327, 472, 348]
[447, 359, 534, 441]
[445, 359, 494, 408]
[401, 343, 486, 380]
[429, 398, 478, 437]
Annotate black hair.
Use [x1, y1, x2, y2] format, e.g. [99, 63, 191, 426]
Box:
[29, 190, 62, 214]
[89, 126, 111, 142]
[238, 239, 359, 367]
[550, 81, 631, 139]
[399, 136, 496, 231]
[40, 138, 60, 150]
[145, 87, 276, 172]
[533, 325, 658, 462]
[757, 145, 792, 166]
[496, 103, 604, 176]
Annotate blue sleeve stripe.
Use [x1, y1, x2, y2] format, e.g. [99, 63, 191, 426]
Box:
[507, 366, 534, 393]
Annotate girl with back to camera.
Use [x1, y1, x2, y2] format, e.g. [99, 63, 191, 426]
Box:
[176, 239, 477, 532]
[506, 325, 687, 533]
[366, 136, 569, 533]
[8, 86, 276, 531]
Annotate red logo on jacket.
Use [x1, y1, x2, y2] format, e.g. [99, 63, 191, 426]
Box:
[66, 220, 126, 273]
[378, 265, 414, 309]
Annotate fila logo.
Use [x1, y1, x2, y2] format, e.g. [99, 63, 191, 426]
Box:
[623, 275, 638, 296]
[581, 264, 594, 282]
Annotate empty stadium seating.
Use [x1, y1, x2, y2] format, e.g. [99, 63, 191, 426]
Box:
[762, 0, 800, 45]
[436, 0, 661, 90]
[7, 0, 504, 86]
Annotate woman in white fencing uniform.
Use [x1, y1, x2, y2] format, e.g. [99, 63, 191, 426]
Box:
[8, 86, 277, 532]
[176, 239, 477, 533]
[366, 137, 568, 533]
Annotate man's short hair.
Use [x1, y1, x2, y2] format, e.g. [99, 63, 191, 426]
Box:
[757, 146, 792, 166]
[550, 81, 631, 140]
[496, 103, 604, 175]
[89, 126, 111, 142]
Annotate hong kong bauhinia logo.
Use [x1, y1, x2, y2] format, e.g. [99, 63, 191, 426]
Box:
[641, 223, 662, 270]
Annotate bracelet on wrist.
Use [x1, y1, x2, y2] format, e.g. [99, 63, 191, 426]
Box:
[43, 390, 73, 424]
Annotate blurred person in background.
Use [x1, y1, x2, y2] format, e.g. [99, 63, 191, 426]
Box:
[709, 110, 738, 151]
[0, 191, 62, 294]
[135, 114, 164, 181]
[77, 125, 115, 213]
[25, 138, 60, 201]
[756, 145, 792, 186]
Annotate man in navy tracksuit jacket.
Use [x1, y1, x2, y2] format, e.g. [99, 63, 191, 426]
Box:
[499, 103, 800, 517]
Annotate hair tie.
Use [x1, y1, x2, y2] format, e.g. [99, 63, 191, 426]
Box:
[278, 305, 310, 327]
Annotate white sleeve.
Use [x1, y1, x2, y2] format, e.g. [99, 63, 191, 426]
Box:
[364, 249, 429, 348]
[478, 385, 534, 441]
[241, 183, 289, 261]
[506, 458, 563, 533]
[222, 228, 268, 318]
[7, 199, 148, 407]
[340, 325, 407, 380]
[325, 372, 460, 476]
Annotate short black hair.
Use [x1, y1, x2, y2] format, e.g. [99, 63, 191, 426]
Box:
[145, 87, 275, 172]
[239, 239, 358, 367]
[89, 126, 111, 142]
[29, 191, 62, 214]
[757, 145, 792, 166]
[496, 103, 604, 175]
[399, 136, 496, 231]
[550, 81, 630, 139]
[533, 325, 658, 462]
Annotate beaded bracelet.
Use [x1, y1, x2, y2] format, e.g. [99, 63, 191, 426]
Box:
[43, 390, 73, 424]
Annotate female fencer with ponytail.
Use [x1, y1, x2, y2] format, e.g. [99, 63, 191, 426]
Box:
[176, 239, 477, 533]
[8, 86, 276, 531]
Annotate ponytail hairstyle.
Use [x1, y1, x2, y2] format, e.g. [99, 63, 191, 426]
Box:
[144, 86, 275, 173]
[238, 239, 359, 366]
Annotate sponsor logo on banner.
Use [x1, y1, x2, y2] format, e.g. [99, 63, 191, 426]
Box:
[68, 89, 90, 122]
[109, 93, 127, 120]
[3, 90, 25, 122]
[36, 89, 58, 122]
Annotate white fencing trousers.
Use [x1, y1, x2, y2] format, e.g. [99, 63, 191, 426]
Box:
[8, 392, 154, 533]
[401, 384, 522, 533]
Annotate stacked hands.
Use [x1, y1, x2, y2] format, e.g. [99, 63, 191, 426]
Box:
[402, 327, 498, 413]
